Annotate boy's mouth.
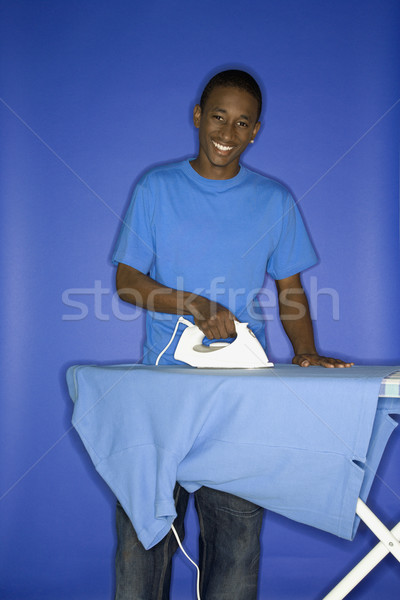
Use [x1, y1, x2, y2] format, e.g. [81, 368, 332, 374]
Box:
[212, 140, 234, 153]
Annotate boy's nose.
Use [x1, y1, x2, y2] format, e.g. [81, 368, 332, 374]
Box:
[220, 122, 235, 141]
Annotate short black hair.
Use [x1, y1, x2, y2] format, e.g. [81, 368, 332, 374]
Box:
[200, 70, 262, 120]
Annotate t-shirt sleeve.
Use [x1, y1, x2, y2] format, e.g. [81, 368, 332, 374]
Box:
[266, 193, 318, 280]
[112, 178, 156, 274]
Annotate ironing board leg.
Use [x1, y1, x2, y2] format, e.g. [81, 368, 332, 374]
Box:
[321, 499, 400, 600]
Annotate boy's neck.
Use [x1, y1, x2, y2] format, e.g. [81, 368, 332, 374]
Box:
[189, 156, 240, 180]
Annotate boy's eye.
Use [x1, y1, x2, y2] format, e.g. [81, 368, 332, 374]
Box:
[213, 115, 223, 121]
[238, 121, 248, 127]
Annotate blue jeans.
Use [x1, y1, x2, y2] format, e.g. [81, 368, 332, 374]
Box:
[115, 485, 264, 600]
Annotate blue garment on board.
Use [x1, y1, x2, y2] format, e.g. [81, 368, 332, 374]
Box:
[67, 364, 400, 550]
[112, 160, 317, 364]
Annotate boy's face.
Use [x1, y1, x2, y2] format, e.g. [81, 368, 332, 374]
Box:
[192, 85, 261, 180]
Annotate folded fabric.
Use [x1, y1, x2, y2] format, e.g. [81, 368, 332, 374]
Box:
[67, 364, 400, 549]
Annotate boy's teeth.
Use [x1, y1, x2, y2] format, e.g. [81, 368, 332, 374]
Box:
[213, 141, 233, 151]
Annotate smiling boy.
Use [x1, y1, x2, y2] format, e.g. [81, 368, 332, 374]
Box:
[112, 70, 352, 600]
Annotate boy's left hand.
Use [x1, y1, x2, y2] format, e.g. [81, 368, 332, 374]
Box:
[292, 354, 354, 368]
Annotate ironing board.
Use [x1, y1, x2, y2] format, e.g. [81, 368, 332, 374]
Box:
[323, 369, 400, 599]
[66, 364, 400, 598]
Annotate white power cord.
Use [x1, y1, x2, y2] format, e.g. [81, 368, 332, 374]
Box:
[155, 317, 192, 365]
[171, 523, 201, 600]
[157, 321, 201, 599]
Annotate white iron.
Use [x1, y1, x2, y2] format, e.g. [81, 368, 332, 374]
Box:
[173, 317, 273, 369]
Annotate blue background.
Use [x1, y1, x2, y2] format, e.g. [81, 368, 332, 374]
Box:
[1, 1, 399, 598]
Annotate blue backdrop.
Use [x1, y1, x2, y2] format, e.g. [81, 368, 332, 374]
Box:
[1, 1, 399, 599]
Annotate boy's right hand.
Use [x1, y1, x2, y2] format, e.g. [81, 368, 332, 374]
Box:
[188, 296, 238, 341]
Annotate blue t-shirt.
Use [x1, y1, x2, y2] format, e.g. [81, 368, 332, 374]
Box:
[112, 159, 317, 364]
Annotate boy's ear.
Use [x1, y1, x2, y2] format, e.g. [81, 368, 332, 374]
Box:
[251, 120, 261, 142]
[193, 104, 201, 129]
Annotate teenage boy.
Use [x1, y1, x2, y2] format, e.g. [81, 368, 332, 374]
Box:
[112, 70, 353, 600]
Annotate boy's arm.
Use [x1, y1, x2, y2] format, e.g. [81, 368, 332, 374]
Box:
[275, 273, 353, 368]
[116, 262, 236, 341]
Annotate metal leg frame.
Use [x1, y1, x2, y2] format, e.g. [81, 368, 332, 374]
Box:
[322, 499, 400, 599]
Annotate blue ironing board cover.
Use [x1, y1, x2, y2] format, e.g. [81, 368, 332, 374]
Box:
[66, 364, 400, 549]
